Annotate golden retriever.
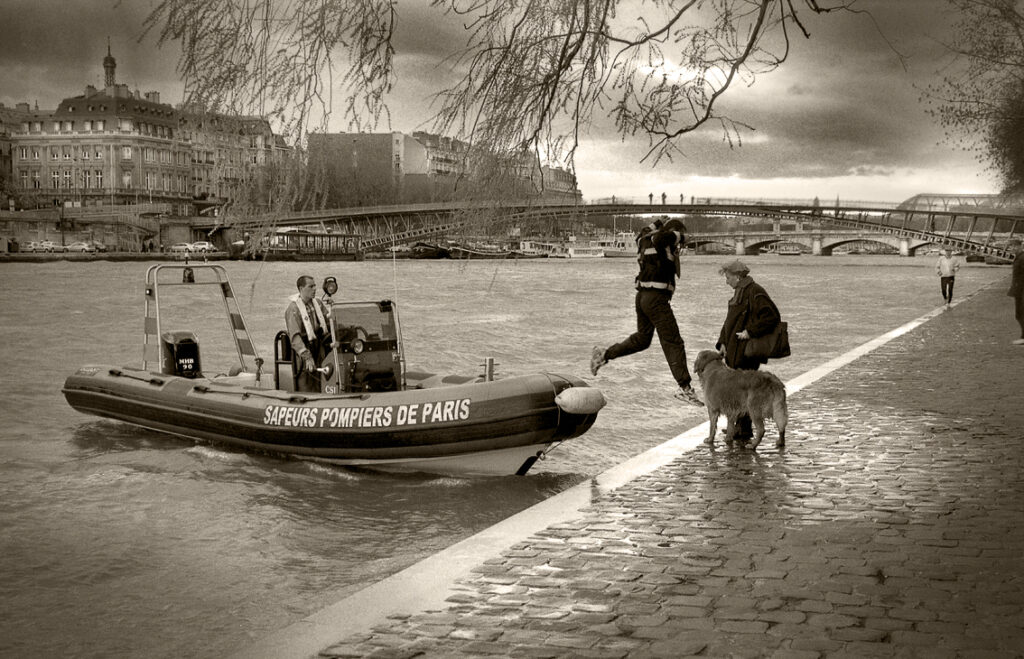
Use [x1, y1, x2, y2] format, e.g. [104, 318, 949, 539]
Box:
[693, 350, 787, 449]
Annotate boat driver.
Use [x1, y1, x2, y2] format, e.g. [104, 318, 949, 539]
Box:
[285, 275, 331, 392]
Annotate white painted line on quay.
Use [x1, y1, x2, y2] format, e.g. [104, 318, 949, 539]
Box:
[230, 296, 971, 659]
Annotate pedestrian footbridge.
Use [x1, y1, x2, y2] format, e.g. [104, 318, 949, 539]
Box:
[203, 199, 1023, 261]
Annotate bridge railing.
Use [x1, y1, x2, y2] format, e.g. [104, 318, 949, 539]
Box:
[585, 196, 902, 209]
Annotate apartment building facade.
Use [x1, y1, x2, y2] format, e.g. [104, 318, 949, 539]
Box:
[307, 130, 581, 208]
[3, 48, 286, 218]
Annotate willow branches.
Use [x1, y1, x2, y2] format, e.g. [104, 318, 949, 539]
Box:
[143, 0, 396, 139]
[142, 0, 855, 184]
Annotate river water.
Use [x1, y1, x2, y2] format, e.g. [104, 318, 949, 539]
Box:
[0, 255, 1008, 658]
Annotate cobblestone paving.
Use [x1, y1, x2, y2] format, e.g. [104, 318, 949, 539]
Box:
[319, 286, 1024, 658]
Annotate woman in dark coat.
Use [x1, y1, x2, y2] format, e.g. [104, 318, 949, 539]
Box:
[715, 259, 782, 439]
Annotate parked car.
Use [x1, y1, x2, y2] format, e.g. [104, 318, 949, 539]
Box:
[89, 242, 109, 252]
[22, 241, 41, 252]
[190, 241, 216, 252]
[39, 240, 58, 252]
[64, 241, 97, 253]
[168, 242, 192, 253]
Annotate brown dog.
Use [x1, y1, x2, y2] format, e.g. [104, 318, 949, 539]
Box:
[693, 350, 787, 449]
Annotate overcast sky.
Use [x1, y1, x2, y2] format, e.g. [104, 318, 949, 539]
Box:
[0, 0, 998, 203]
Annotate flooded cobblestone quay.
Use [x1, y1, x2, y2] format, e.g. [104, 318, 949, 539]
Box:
[244, 282, 1024, 659]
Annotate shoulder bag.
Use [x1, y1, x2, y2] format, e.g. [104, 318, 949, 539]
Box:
[743, 294, 791, 360]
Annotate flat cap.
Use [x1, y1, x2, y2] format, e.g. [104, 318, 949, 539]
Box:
[718, 259, 750, 275]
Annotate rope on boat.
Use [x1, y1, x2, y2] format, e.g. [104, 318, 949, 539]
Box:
[108, 369, 165, 386]
[189, 384, 370, 403]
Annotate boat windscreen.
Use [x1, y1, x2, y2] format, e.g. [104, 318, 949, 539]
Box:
[329, 302, 397, 343]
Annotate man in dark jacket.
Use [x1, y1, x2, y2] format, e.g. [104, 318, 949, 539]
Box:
[591, 218, 704, 406]
[1009, 240, 1024, 345]
[716, 259, 781, 438]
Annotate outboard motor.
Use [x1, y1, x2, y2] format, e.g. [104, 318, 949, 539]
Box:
[161, 331, 202, 378]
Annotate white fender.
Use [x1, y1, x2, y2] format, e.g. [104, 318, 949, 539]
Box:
[555, 386, 606, 415]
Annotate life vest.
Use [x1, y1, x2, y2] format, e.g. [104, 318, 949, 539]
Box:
[290, 293, 328, 343]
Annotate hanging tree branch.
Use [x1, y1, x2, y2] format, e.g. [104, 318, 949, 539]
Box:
[142, 0, 858, 196]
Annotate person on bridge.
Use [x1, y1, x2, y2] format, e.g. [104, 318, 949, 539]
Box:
[590, 219, 704, 407]
[285, 275, 331, 392]
[936, 247, 962, 310]
[1008, 240, 1024, 345]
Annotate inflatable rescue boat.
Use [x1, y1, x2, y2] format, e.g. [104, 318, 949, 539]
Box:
[62, 264, 605, 476]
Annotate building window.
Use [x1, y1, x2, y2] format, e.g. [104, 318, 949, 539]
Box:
[95, 120, 105, 131]
[51, 171, 60, 188]
[84, 120, 92, 131]
[32, 171, 40, 189]
[19, 171, 28, 188]
[32, 148, 40, 160]
[119, 118, 132, 131]
[31, 121, 41, 132]
[18, 147, 28, 160]
[95, 170, 103, 189]
[122, 146, 132, 160]
[53, 121, 61, 132]
[84, 170, 92, 188]
[63, 170, 72, 188]
[122, 171, 132, 188]
[63, 146, 72, 160]
[50, 147, 60, 160]
[80, 146, 90, 160]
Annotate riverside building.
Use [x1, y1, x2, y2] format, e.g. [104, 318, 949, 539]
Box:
[0, 47, 287, 251]
[306, 131, 581, 207]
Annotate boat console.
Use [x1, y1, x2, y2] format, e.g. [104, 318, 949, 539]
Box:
[322, 300, 403, 394]
[274, 300, 405, 394]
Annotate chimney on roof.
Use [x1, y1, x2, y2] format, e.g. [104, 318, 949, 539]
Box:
[145, 91, 160, 104]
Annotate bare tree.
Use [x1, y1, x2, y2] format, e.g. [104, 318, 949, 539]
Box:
[144, 0, 856, 163]
[926, 0, 1024, 192]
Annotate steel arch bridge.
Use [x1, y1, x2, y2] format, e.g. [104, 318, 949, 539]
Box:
[201, 200, 1024, 261]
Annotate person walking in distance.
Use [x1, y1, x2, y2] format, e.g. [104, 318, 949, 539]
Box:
[1008, 240, 1024, 345]
[936, 247, 961, 310]
[590, 219, 704, 407]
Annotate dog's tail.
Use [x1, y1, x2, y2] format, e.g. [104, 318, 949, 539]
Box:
[773, 390, 788, 447]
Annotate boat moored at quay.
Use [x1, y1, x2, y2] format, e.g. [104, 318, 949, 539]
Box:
[61, 265, 605, 476]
